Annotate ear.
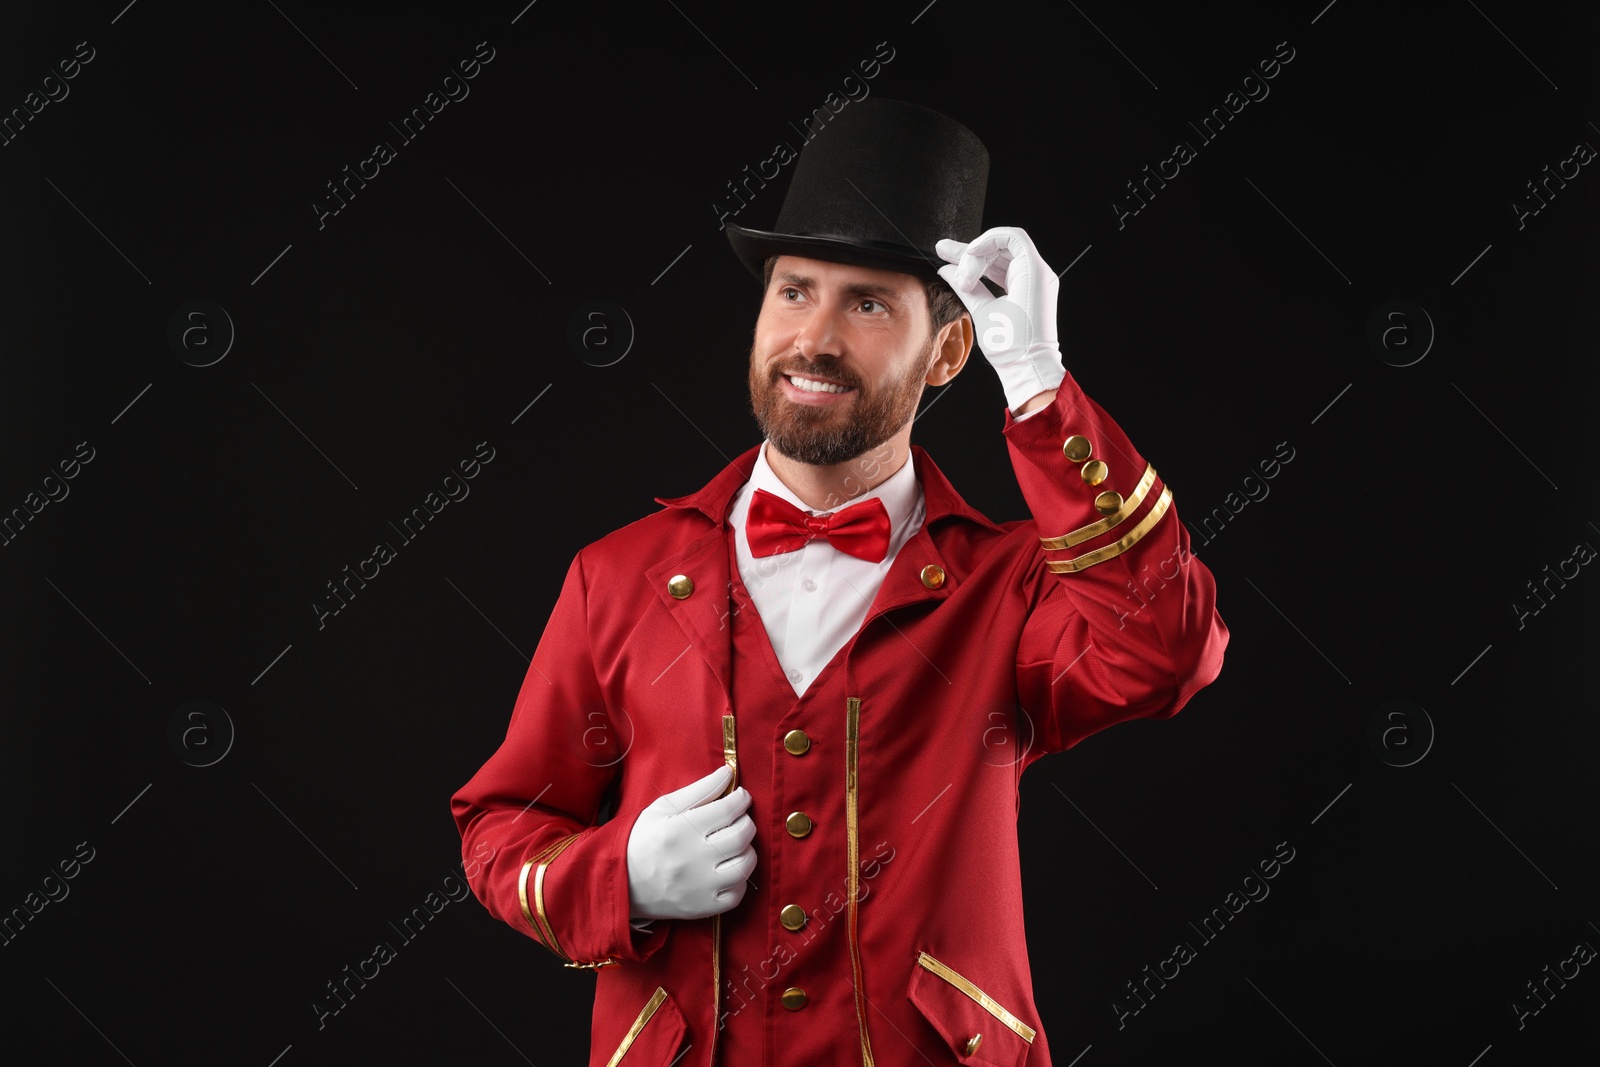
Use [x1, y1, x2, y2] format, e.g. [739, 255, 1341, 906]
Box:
[925, 313, 972, 387]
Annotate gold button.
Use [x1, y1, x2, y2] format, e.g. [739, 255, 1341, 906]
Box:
[780, 987, 807, 1010]
[667, 574, 694, 599]
[785, 811, 813, 838]
[1080, 460, 1108, 486]
[920, 564, 945, 589]
[1094, 490, 1123, 515]
[783, 729, 810, 756]
[780, 904, 807, 931]
[964, 1033, 983, 1055]
[1062, 435, 1091, 462]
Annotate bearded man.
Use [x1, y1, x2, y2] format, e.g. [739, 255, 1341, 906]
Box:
[453, 98, 1228, 1067]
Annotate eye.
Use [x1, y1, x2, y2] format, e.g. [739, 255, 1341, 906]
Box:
[780, 287, 802, 301]
[859, 299, 884, 313]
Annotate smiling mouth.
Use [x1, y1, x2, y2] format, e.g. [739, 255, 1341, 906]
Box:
[782, 371, 854, 395]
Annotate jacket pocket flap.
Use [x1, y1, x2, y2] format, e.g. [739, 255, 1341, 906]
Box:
[906, 951, 1036, 1067]
[601, 986, 688, 1067]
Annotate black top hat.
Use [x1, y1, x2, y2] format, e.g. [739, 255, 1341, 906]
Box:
[724, 98, 989, 282]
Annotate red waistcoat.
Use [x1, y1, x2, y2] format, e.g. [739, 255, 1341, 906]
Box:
[714, 516, 1010, 1064]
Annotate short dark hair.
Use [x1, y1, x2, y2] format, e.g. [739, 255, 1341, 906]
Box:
[761, 255, 969, 337]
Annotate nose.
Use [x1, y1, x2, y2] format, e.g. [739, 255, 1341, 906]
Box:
[790, 302, 843, 361]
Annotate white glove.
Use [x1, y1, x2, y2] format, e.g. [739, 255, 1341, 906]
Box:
[626, 764, 756, 921]
[935, 226, 1067, 412]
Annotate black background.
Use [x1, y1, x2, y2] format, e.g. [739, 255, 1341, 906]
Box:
[2, 1, 1596, 1064]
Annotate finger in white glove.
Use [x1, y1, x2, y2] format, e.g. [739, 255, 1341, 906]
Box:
[626, 764, 757, 921]
[935, 227, 1066, 412]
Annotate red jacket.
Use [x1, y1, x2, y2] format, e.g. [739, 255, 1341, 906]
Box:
[452, 374, 1228, 1065]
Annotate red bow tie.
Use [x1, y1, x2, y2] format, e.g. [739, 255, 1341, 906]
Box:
[745, 488, 892, 564]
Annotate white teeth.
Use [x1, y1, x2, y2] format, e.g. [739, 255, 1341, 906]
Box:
[788, 374, 848, 394]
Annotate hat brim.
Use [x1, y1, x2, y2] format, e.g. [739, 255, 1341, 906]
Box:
[725, 223, 948, 284]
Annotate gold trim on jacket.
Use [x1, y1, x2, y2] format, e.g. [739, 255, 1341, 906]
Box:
[604, 986, 670, 1067]
[518, 832, 620, 969]
[846, 696, 877, 1065]
[1039, 463, 1159, 549]
[1046, 485, 1173, 573]
[916, 951, 1037, 1043]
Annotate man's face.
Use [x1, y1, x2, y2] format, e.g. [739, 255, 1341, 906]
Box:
[747, 255, 937, 467]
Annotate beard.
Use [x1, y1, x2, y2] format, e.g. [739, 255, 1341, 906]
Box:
[748, 333, 932, 467]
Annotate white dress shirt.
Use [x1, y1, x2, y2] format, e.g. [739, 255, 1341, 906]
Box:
[727, 440, 926, 698]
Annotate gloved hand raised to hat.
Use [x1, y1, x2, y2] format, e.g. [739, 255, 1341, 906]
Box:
[935, 226, 1067, 414]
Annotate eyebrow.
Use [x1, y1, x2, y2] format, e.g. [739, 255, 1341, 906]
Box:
[776, 271, 905, 301]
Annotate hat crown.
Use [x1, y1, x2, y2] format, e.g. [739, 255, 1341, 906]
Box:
[725, 98, 989, 279]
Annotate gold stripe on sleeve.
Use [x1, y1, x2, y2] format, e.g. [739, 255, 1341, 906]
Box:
[532, 833, 582, 960]
[1046, 486, 1173, 574]
[518, 833, 577, 944]
[1039, 464, 1158, 549]
[518, 858, 538, 934]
